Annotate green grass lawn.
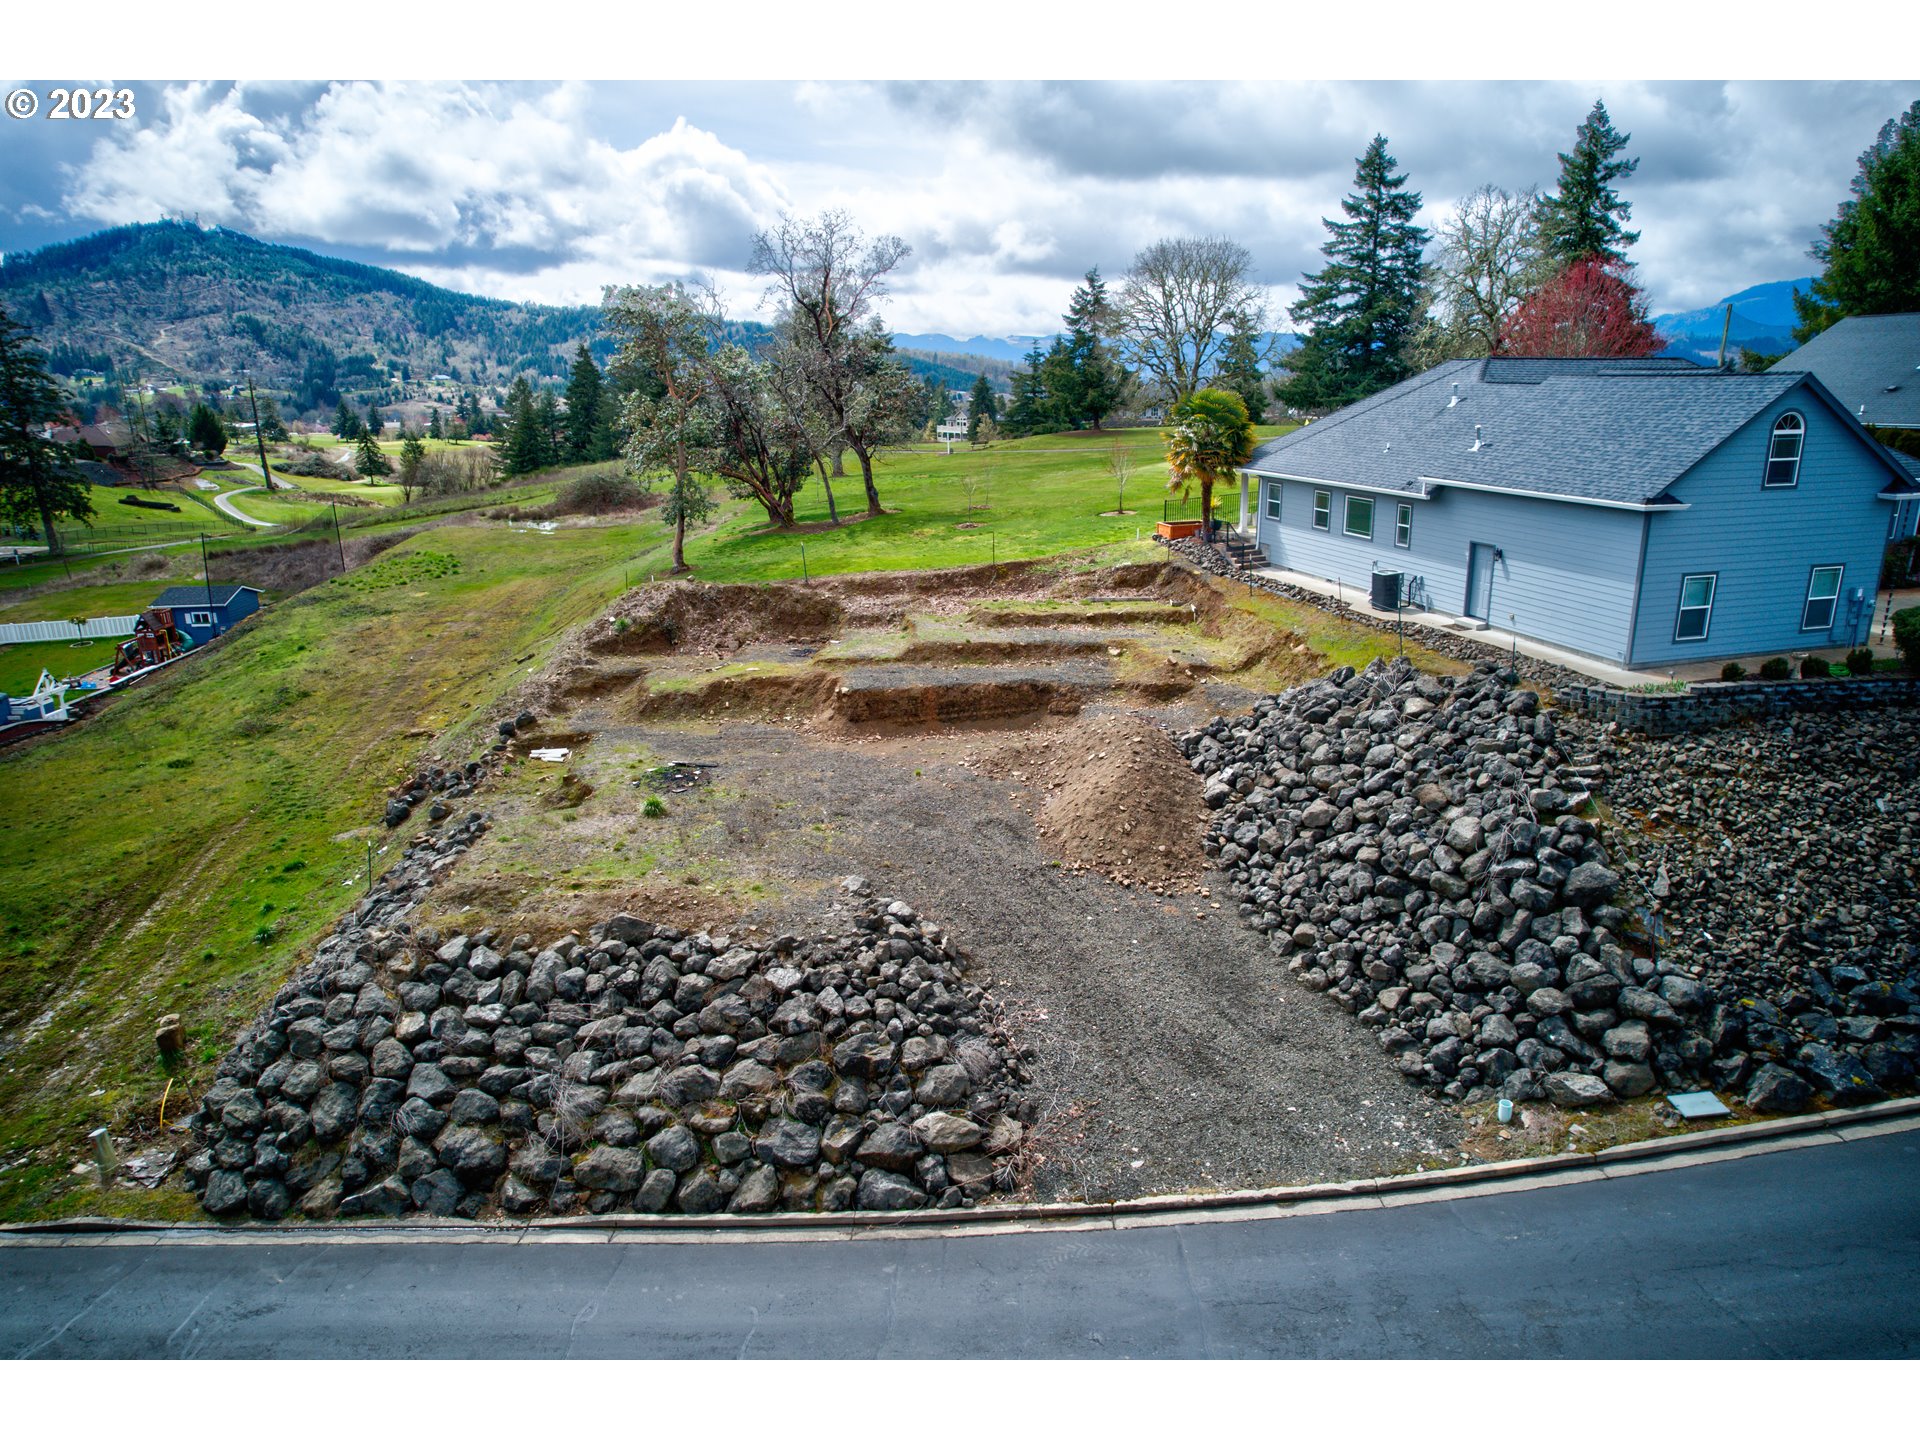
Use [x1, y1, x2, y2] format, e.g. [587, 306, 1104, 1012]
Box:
[0, 580, 178, 624]
[0, 638, 121, 695]
[633, 424, 1293, 584]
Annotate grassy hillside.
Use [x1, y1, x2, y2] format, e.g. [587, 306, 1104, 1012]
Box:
[0, 523, 654, 1219]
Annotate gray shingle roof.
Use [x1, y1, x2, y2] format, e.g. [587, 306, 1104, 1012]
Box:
[152, 585, 258, 609]
[1248, 357, 1878, 508]
[1770, 313, 1920, 429]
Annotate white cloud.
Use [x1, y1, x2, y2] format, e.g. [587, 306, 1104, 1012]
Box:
[39, 79, 1920, 337]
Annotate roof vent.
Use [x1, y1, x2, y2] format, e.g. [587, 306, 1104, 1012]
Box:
[1448, 382, 1460, 408]
[1470, 424, 1484, 452]
[1383, 442, 1392, 452]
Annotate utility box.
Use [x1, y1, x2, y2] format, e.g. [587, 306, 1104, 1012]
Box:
[1370, 570, 1403, 612]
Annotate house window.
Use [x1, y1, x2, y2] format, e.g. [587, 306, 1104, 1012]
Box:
[1801, 565, 1843, 631]
[185, 610, 214, 627]
[1264, 482, 1282, 521]
[1674, 574, 1716, 642]
[1312, 490, 1330, 530]
[1395, 503, 1412, 549]
[1344, 495, 1374, 540]
[1764, 412, 1805, 487]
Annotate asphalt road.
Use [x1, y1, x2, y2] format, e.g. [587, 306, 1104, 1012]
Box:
[5, 1127, 1917, 1359]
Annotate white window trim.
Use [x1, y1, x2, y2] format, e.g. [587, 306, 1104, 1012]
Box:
[185, 610, 214, 627]
[1395, 503, 1412, 549]
[1343, 494, 1375, 540]
[1801, 564, 1843, 631]
[1312, 490, 1330, 531]
[1264, 482, 1283, 521]
[1674, 573, 1716, 643]
[1764, 411, 1805, 489]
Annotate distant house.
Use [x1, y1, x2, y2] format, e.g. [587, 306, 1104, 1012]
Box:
[1239, 356, 1918, 668]
[1772, 313, 1920, 432]
[1770, 314, 1920, 545]
[77, 420, 133, 461]
[151, 585, 262, 646]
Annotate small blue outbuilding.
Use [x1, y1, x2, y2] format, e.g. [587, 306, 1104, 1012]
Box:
[150, 584, 262, 646]
[1240, 357, 1919, 668]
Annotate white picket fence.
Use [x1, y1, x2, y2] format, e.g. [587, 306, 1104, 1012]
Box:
[0, 615, 139, 645]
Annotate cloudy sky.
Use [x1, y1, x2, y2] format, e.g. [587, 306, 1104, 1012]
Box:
[2, 79, 1913, 336]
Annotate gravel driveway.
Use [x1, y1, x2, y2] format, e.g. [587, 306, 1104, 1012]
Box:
[591, 709, 1462, 1201]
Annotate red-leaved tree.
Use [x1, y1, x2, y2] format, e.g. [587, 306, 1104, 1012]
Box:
[1496, 255, 1662, 358]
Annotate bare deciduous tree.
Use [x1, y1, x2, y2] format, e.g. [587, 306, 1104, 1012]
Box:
[1112, 236, 1265, 404]
[752, 211, 914, 517]
[1105, 440, 1136, 515]
[1421, 185, 1550, 361]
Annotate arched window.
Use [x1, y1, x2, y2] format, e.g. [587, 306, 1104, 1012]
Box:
[1764, 411, 1804, 487]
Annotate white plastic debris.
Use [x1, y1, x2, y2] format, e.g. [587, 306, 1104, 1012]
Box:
[529, 747, 571, 762]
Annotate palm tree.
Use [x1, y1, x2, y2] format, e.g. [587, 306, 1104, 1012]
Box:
[1164, 387, 1255, 544]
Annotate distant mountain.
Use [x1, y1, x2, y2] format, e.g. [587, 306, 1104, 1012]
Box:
[1652, 278, 1812, 366]
[893, 330, 1300, 373]
[0, 220, 628, 416]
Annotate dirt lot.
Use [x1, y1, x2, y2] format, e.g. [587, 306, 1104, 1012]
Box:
[415, 560, 1464, 1200]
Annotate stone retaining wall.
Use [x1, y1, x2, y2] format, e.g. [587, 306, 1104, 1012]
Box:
[1558, 677, 1920, 735]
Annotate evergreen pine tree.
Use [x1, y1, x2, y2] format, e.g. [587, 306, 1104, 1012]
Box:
[353, 427, 391, 478]
[967, 371, 999, 442]
[1054, 267, 1125, 429]
[427, 406, 443, 439]
[501, 378, 543, 474]
[1280, 134, 1431, 411]
[0, 304, 91, 554]
[187, 401, 228, 456]
[1537, 99, 1640, 265]
[1793, 100, 1920, 341]
[364, 404, 383, 438]
[333, 398, 361, 441]
[257, 394, 289, 442]
[563, 344, 606, 461]
[1212, 310, 1269, 424]
[533, 391, 562, 467]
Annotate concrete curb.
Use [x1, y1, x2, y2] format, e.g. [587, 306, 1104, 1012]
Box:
[6, 1096, 1917, 1246]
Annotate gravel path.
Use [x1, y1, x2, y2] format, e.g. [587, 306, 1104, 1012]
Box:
[592, 710, 1462, 1200]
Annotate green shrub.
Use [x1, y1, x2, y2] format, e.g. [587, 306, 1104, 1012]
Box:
[1895, 606, 1920, 675]
[1799, 655, 1830, 679]
[1844, 647, 1876, 676]
[1720, 661, 1747, 681]
[642, 795, 668, 818]
[1759, 657, 1792, 680]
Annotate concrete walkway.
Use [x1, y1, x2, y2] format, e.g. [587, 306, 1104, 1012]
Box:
[1250, 564, 1648, 686]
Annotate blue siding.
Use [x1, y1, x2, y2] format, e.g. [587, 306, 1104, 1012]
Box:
[168, 590, 260, 648]
[1630, 391, 1894, 665]
[1251, 476, 1645, 663]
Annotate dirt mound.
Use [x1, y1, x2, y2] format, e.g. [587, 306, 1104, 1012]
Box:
[592, 582, 845, 657]
[984, 711, 1208, 891]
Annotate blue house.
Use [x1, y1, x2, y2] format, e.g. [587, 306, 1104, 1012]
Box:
[1239, 357, 1919, 668]
[151, 585, 262, 646]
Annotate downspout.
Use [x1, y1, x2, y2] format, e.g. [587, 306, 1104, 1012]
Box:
[1238, 471, 1249, 534]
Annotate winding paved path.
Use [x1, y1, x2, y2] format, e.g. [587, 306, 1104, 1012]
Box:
[209, 461, 281, 528]
[4, 1123, 1916, 1359]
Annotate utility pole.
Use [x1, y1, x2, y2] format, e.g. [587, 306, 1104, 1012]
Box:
[200, 532, 213, 609]
[245, 375, 275, 490]
[332, 503, 345, 572]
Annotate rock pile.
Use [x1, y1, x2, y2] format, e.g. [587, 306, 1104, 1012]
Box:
[382, 710, 534, 827]
[185, 875, 1028, 1221]
[1182, 658, 1675, 1107]
[1600, 714, 1920, 1110]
